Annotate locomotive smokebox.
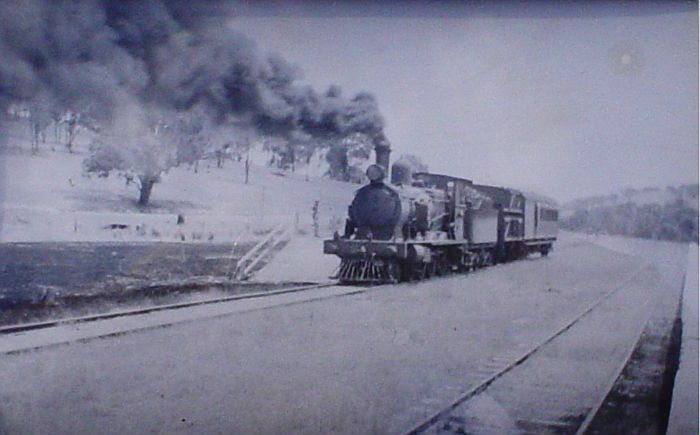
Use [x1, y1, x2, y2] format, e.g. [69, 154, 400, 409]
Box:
[374, 143, 391, 173]
[349, 183, 402, 240]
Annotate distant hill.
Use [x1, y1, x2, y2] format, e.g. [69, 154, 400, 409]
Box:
[561, 184, 698, 243]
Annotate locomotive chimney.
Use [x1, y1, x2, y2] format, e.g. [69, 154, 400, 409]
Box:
[374, 143, 391, 173]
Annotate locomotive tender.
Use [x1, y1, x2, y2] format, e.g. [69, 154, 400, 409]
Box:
[323, 159, 558, 284]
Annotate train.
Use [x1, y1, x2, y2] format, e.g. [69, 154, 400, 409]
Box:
[323, 158, 558, 284]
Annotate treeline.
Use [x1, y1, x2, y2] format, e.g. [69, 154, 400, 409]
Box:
[562, 200, 698, 243]
[564, 184, 698, 210]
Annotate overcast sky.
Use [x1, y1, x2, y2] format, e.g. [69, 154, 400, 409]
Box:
[226, 1, 698, 201]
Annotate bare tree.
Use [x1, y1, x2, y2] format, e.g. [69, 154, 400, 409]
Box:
[325, 133, 374, 181]
[63, 111, 82, 153]
[28, 106, 51, 154]
[244, 138, 251, 184]
[395, 153, 429, 173]
[173, 112, 210, 173]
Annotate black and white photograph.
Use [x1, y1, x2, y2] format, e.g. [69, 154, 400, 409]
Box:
[0, 1, 697, 433]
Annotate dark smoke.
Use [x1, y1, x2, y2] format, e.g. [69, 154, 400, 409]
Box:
[0, 0, 388, 147]
[0, 0, 148, 117]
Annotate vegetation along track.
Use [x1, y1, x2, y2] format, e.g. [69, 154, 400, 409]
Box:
[405, 262, 675, 435]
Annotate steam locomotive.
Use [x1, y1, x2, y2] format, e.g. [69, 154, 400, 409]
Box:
[323, 158, 558, 284]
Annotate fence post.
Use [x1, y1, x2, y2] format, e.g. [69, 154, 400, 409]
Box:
[312, 200, 320, 238]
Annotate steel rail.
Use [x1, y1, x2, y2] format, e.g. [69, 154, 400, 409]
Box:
[0, 266, 502, 355]
[573, 268, 686, 435]
[404, 263, 650, 435]
[0, 282, 333, 336]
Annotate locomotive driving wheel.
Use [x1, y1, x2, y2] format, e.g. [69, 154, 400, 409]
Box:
[422, 262, 432, 279]
[431, 256, 448, 276]
[397, 261, 431, 282]
[412, 263, 429, 280]
[387, 259, 401, 282]
[437, 260, 448, 276]
[460, 252, 475, 272]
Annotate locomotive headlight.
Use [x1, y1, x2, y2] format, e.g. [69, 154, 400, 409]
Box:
[366, 164, 386, 183]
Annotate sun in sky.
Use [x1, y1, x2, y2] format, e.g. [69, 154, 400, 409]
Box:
[613, 45, 642, 74]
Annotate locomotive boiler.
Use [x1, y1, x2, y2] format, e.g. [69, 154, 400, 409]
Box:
[324, 156, 559, 284]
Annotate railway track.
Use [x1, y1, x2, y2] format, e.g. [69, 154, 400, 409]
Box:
[0, 254, 513, 355]
[0, 241, 687, 434]
[404, 262, 673, 435]
[0, 283, 338, 336]
[0, 282, 353, 355]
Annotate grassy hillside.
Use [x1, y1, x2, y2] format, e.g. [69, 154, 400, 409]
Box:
[0, 124, 358, 243]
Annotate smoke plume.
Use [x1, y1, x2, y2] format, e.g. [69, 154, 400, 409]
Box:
[0, 0, 388, 147]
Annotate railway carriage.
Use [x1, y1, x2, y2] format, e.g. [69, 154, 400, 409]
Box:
[324, 158, 558, 284]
